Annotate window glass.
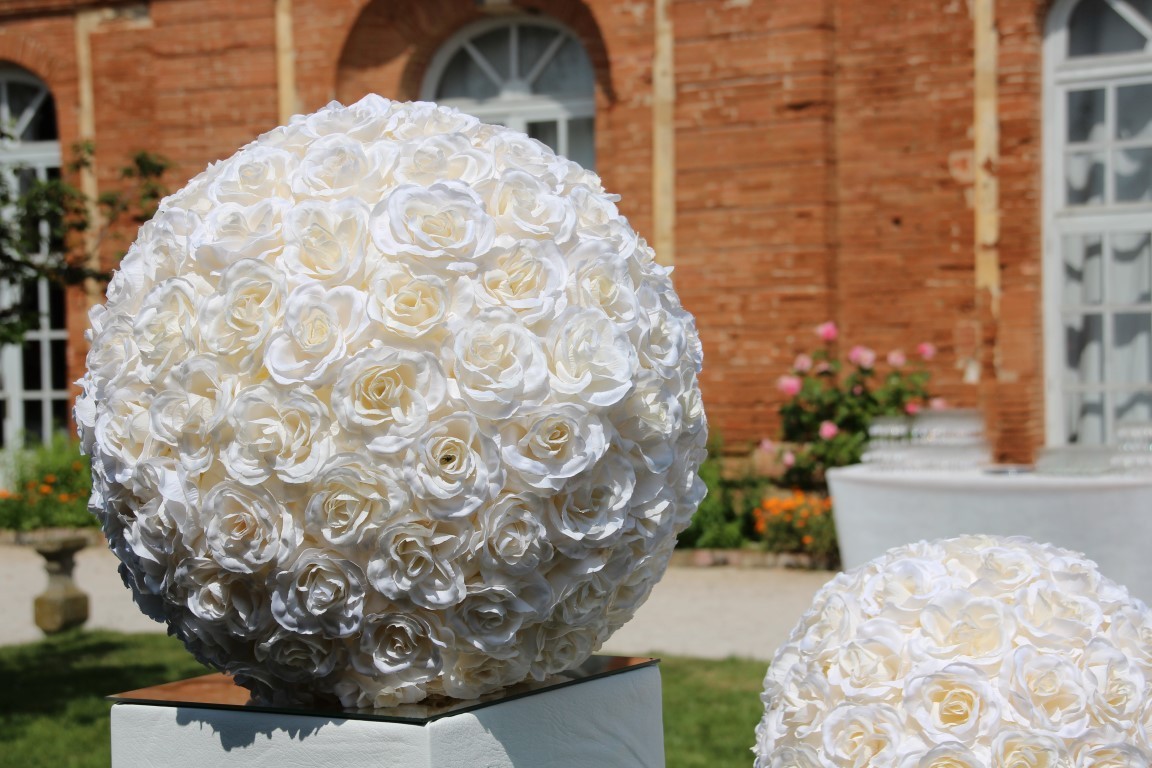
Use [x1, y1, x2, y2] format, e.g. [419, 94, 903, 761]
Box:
[427, 18, 596, 169]
[1069, 0, 1148, 57]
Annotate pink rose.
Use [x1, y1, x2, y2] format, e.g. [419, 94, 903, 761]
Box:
[793, 353, 813, 373]
[818, 421, 839, 440]
[816, 321, 838, 342]
[929, 397, 948, 410]
[917, 342, 937, 361]
[887, 349, 906, 368]
[848, 345, 876, 369]
[814, 362, 831, 375]
[759, 438, 775, 453]
[777, 375, 802, 397]
[905, 402, 922, 415]
[782, 451, 795, 468]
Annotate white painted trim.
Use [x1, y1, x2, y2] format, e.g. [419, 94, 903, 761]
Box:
[1043, 0, 1152, 445]
[0, 66, 67, 449]
[421, 16, 578, 102]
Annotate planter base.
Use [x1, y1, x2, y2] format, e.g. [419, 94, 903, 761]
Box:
[32, 534, 89, 634]
[109, 657, 664, 768]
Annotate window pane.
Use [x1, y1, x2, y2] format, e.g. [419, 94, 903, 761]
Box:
[1064, 233, 1105, 306]
[568, 117, 595, 170]
[22, 91, 56, 141]
[518, 25, 560, 82]
[1068, 88, 1107, 143]
[436, 49, 499, 101]
[21, 340, 41, 390]
[1066, 150, 1106, 205]
[527, 120, 559, 154]
[533, 38, 594, 96]
[1113, 232, 1152, 304]
[23, 399, 42, 446]
[50, 398, 68, 436]
[6, 82, 39, 132]
[1114, 147, 1152, 202]
[1113, 312, 1152, 383]
[1117, 390, 1152, 426]
[1069, 0, 1149, 57]
[1066, 391, 1106, 444]
[45, 166, 63, 253]
[47, 280, 64, 330]
[50, 339, 66, 391]
[472, 28, 511, 83]
[1066, 313, 1105, 384]
[1117, 83, 1152, 140]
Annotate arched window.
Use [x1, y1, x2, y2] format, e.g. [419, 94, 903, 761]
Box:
[0, 65, 68, 449]
[421, 17, 595, 169]
[1044, 0, 1152, 445]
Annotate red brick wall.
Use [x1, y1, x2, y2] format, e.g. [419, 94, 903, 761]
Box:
[671, 0, 837, 450]
[0, 0, 1055, 461]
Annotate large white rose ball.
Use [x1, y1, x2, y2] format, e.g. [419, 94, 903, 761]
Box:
[754, 535, 1152, 766]
[78, 96, 707, 707]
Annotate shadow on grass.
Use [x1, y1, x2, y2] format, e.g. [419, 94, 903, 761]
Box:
[0, 629, 208, 744]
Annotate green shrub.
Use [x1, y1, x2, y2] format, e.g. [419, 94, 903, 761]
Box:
[0, 434, 94, 531]
[677, 441, 744, 549]
[753, 489, 840, 569]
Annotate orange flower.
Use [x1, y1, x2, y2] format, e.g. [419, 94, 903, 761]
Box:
[802, 535, 814, 546]
[71, 461, 83, 471]
[44, 474, 56, 484]
[57, 493, 70, 503]
[0, 489, 11, 499]
[38, 484, 51, 495]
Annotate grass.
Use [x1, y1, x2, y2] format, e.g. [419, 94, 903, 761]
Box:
[0, 632, 767, 768]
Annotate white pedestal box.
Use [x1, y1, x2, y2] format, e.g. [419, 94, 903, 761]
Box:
[109, 657, 664, 768]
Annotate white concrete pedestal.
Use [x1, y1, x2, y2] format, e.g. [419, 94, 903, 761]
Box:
[110, 658, 664, 768]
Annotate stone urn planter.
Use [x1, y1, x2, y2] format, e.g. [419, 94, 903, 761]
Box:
[15, 529, 92, 634]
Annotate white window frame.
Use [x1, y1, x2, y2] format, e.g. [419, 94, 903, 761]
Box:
[1043, 0, 1152, 445]
[0, 65, 68, 450]
[420, 16, 595, 166]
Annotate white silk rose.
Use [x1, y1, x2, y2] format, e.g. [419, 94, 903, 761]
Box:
[754, 536, 1152, 767]
[80, 95, 707, 709]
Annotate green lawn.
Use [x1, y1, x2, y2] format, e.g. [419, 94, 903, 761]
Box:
[0, 631, 765, 768]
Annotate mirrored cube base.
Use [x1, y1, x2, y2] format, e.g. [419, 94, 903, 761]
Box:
[109, 657, 664, 768]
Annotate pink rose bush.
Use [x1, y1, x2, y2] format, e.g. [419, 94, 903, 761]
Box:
[769, 322, 935, 489]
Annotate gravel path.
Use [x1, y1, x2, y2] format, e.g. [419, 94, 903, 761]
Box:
[0, 542, 835, 661]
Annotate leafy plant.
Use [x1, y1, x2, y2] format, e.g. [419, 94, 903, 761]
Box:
[767, 322, 937, 489]
[0, 143, 170, 344]
[677, 438, 745, 549]
[0, 434, 94, 531]
[753, 490, 839, 569]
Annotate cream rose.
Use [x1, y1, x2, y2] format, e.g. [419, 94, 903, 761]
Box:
[449, 309, 549, 419]
[404, 414, 501, 521]
[226, 383, 333, 486]
[264, 283, 367, 386]
[198, 259, 286, 365]
[304, 454, 409, 549]
[370, 181, 494, 269]
[271, 547, 367, 637]
[332, 346, 447, 453]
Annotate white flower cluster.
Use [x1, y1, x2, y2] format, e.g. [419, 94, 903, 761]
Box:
[755, 536, 1152, 767]
[76, 96, 707, 707]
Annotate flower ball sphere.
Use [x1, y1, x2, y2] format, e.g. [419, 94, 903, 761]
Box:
[77, 96, 707, 707]
[754, 536, 1152, 767]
